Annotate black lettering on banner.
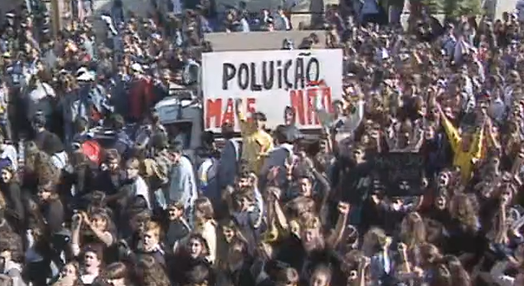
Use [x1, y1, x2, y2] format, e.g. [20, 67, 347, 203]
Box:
[222, 63, 236, 90]
[306, 58, 320, 84]
[220, 54, 323, 91]
[374, 153, 424, 197]
[294, 58, 304, 89]
[277, 60, 283, 89]
[283, 60, 293, 89]
[262, 61, 274, 90]
[237, 63, 249, 90]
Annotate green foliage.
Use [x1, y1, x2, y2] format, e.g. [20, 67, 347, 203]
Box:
[443, 0, 482, 17]
[421, 0, 444, 14]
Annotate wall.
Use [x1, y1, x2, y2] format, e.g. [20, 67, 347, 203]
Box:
[204, 30, 327, 51]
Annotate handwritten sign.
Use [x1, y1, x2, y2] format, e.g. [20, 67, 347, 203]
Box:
[202, 49, 343, 132]
[374, 153, 424, 197]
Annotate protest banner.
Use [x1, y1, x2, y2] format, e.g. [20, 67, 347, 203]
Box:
[374, 153, 425, 197]
[202, 49, 343, 132]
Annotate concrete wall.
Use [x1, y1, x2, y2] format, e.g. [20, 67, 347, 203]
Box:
[204, 30, 327, 51]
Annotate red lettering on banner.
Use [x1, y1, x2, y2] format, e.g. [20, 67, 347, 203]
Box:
[205, 98, 256, 129]
[289, 86, 332, 126]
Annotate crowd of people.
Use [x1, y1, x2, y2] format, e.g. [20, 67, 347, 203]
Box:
[0, 0, 522, 286]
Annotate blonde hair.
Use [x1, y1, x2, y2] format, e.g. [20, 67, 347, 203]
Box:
[400, 212, 427, 248]
[144, 221, 162, 240]
[194, 197, 215, 221]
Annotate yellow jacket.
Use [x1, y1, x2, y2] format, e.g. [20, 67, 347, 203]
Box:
[238, 111, 274, 175]
[441, 116, 484, 184]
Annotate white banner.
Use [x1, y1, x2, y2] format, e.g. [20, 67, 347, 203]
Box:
[202, 49, 343, 132]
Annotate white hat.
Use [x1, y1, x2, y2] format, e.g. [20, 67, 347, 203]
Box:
[76, 67, 94, 81]
[131, 63, 144, 73]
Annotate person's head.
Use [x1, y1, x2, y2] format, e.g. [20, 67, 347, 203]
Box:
[333, 100, 344, 116]
[125, 158, 140, 179]
[220, 219, 241, 243]
[137, 255, 170, 286]
[275, 267, 299, 286]
[301, 216, 323, 252]
[0, 166, 15, 184]
[227, 238, 249, 268]
[252, 112, 267, 130]
[287, 196, 315, 221]
[193, 197, 214, 223]
[400, 212, 426, 247]
[89, 210, 111, 232]
[362, 227, 388, 256]
[83, 244, 104, 272]
[449, 194, 478, 231]
[106, 150, 121, 172]
[443, 255, 470, 286]
[233, 187, 255, 212]
[284, 106, 295, 125]
[74, 117, 88, 134]
[351, 144, 365, 163]
[167, 202, 184, 221]
[273, 125, 290, 144]
[221, 122, 235, 140]
[105, 262, 128, 286]
[187, 234, 209, 259]
[420, 243, 443, 267]
[310, 264, 332, 286]
[184, 261, 211, 286]
[297, 175, 313, 197]
[168, 142, 184, 164]
[486, 152, 501, 173]
[60, 261, 80, 281]
[460, 131, 473, 152]
[130, 211, 151, 235]
[142, 221, 161, 252]
[37, 181, 58, 203]
[32, 112, 47, 131]
[0, 234, 22, 263]
[434, 191, 447, 210]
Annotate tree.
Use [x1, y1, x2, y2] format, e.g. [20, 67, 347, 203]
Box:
[443, 0, 482, 18]
[420, 0, 481, 17]
[421, 0, 444, 14]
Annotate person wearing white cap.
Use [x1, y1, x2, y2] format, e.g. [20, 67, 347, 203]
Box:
[26, 72, 56, 126]
[129, 62, 155, 121]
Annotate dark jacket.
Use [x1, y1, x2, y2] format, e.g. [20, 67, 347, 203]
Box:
[0, 181, 24, 232]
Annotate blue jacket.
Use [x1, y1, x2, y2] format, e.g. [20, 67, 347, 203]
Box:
[168, 156, 197, 211]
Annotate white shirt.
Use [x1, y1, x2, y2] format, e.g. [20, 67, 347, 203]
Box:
[490, 97, 506, 123]
[134, 176, 152, 209]
[81, 273, 99, 284]
[197, 157, 216, 188]
[0, 145, 17, 171]
[51, 151, 68, 170]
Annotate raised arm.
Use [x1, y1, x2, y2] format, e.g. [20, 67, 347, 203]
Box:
[468, 124, 485, 160]
[438, 104, 461, 152]
[326, 202, 349, 248]
[235, 98, 252, 136]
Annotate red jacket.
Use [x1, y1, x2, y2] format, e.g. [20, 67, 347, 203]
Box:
[129, 77, 154, 121]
